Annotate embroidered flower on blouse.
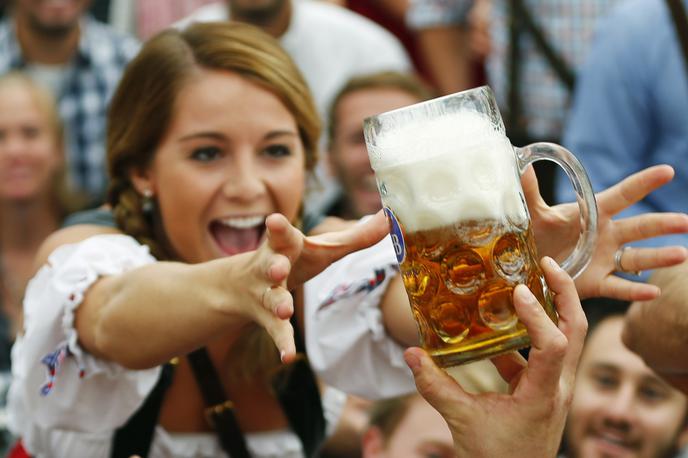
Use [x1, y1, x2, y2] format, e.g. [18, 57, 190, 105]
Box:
[40, 343, 85, 396]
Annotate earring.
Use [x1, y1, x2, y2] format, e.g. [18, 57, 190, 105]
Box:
[141, 189, 155, 215]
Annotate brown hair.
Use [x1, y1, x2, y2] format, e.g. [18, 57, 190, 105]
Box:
[105, 22, 321, 380]
[327, 71, 434, 145]
[367, 394, 416, 444]
[106, 21, 320, 259]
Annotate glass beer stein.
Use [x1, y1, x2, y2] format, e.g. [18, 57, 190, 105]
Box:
[364, 86, 597, 366]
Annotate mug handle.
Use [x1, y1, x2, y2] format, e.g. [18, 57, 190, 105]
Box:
[514, 142, 598, 279]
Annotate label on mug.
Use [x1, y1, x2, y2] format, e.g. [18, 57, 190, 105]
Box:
[384, 207, 406, 264]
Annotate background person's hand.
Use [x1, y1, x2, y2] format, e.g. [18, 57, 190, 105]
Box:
[523, 164, 688, 301]
[405, 257, 587, 458]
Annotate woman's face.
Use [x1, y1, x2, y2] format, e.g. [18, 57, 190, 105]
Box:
[132, 68, 306, 263]
[0, 83, 62, 202]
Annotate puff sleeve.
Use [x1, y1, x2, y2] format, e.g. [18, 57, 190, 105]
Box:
[8, 234, 161, 433]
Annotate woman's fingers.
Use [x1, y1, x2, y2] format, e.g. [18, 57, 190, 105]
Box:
[265, 213, 304, 263]
[404, 347, 469, 416]
[266, 253, 291, 284]
[616, 213, 688, 244]
[288, 211, 389, 288]
[596, 165, 674, 215]
[262, 285, 293, 319]
[262, 313, 296, 364]
[615, 245, 688, 273]
[597, 275, 661, 302]
[305, 210, 388, 252]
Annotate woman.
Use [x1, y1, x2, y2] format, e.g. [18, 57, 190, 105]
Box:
[7, 22, 687, 458]
[0, 73, 84, 361]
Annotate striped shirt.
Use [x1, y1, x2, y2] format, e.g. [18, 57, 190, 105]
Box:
[408, 0, 622, 140]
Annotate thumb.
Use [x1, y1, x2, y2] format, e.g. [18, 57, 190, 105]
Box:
[265, 213, 304, 263]
[404, 347, 468, 416]
[305, 210, 388, 253]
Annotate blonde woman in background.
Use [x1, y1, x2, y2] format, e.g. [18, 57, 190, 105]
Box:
[0, 71, 84, 455]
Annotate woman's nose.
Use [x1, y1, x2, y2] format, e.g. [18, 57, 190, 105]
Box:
[221, 156, 266, 202]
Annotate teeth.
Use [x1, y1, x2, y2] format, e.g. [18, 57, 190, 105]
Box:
[219, 215, 265, 229]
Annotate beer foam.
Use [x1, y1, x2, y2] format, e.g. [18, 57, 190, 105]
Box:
[371, 111, 528, 231]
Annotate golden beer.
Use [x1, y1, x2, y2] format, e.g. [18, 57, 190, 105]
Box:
[365, 90, 595, 367]
[398, 219, 556, 366]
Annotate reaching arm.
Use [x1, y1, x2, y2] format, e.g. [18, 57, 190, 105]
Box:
[407, 0, 474, 94]
[34, 214, 303, 370]
[524, 165, 688, 302]
[622, 262, 688, 394]
[415, 25, 472, 94]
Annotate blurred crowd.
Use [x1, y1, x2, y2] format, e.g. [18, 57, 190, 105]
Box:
[0, 1, 686, 457]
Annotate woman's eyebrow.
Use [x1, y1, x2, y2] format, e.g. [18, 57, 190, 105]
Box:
[178, 131, 227, 142]
[264, 130, 298, 141]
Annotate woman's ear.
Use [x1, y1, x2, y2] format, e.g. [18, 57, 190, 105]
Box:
[129, 165, 155, 196]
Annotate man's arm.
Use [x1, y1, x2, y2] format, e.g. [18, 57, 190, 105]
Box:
[622, 262, 688, 394]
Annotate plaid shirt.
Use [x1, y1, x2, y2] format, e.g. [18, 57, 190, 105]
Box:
[0, 17, 139, 203]
[408, 0, 621, 140]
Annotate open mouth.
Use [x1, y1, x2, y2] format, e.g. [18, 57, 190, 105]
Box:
[210, 215, 266, 256]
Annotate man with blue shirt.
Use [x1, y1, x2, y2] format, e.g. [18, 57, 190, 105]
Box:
[556, 0, 688, 254]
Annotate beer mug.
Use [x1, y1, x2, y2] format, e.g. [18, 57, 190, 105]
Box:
[364, 86, 597, 367]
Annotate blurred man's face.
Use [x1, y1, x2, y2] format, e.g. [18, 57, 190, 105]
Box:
[363, 396, 455, 458]
[226, 0, 287, 23]
[565, 317, 688, 458]
[329, 87, 421, 218]
[15, 0, 90, 36]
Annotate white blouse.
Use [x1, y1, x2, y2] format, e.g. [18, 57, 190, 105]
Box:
[7, 234, 348, 458]
[8, 230, 504, 457]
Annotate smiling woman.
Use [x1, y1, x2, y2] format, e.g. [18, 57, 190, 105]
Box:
[0, 72, 82, 350]
[6, 16, 688, 458]
[5, 21, 390, 458]
[128, 68, 306, 263]
[0, 71, 87, 456]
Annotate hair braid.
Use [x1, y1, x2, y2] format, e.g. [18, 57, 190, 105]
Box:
[109, 177, 169, 260]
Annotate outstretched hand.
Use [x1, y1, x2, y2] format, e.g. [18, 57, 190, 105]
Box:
[523, 164, 688, 301]
[405, 257, 587, 458]
[247, 212, 388, 363]
[241, 213, 304, 363]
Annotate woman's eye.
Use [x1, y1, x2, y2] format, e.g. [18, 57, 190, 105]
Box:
[263, 144, 291, 158]
[22, 126, 40, 139]
[191, 146, 221, 162]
